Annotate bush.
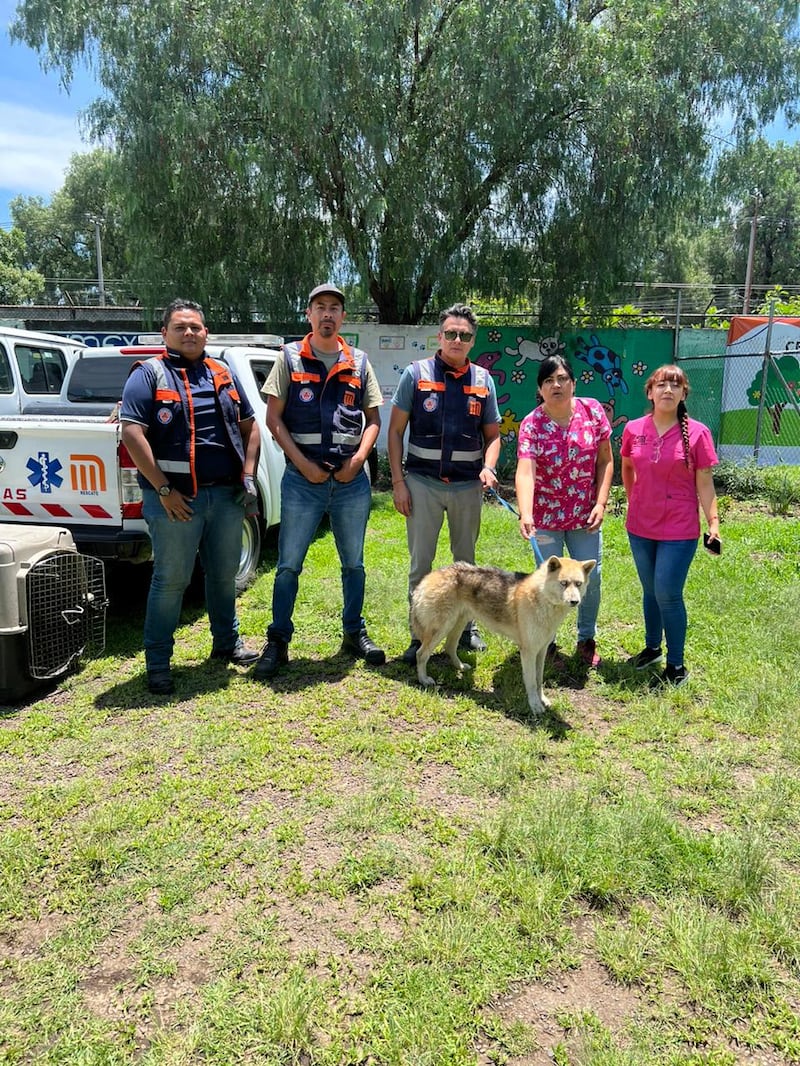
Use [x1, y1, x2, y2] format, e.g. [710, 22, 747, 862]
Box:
[713, 460, 800, 515]
[762, 466, 800, 516]
[713, 459, 765, 500]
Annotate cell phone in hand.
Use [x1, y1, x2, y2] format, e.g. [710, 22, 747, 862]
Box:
[703, 533, 721, 555]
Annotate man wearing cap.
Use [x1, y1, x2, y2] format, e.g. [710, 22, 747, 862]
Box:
[254, 284, 385, 679]
[388, 303, 501, 663]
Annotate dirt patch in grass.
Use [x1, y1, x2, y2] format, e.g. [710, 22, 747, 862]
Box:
[487, 953, 642, 1064]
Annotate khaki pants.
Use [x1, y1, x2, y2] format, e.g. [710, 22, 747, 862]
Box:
[405, 473, 483, 613]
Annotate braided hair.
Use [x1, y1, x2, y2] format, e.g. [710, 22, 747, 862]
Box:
[645, 365, 691, 467]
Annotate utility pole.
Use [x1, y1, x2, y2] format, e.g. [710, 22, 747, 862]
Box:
[742, 192, 759, 315]
[87, 214, 106, 307]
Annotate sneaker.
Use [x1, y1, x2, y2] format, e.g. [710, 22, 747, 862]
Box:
[253, 638, 289, 680]
[458, 622, 487, 652]
[147, 672, 174, 695]
[210, 637, 260, 666]
[662, 664, 690, 687]
[576, 638, 601, 667]
[342, 629, 386, 666]
[628, 646, 663, 670]
[401, 639, 422, 664]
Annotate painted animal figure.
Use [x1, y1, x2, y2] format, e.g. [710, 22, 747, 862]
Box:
[409, 556, 596, 716]
[574, 334, 629, 398]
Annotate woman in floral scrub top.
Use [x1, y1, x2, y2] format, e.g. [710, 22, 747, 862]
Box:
[515, 355, 613, 667]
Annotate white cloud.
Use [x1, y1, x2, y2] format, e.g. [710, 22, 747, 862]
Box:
[0, 101, 89, 198]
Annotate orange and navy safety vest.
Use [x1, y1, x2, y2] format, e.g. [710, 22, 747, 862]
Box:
[406, 354, 491, 482]
[133, 351, 246, 495]
[282, 334, 367, 471]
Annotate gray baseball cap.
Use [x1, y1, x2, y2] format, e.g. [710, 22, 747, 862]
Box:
[307, 283, 345, 306]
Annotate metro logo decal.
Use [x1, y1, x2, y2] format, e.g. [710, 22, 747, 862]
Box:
[70, 454, 107, 494]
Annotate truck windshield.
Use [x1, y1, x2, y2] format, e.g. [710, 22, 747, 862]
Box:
[67, 356, 140, 402]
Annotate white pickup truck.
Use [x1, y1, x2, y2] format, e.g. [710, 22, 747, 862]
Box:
[0, 338, 286, 591]
[0, 326, 87, 414]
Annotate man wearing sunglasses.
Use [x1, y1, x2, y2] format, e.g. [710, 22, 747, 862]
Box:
[388, 304, 501, 663]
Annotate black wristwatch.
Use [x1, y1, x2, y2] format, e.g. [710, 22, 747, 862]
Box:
[157, 484, 172, 497]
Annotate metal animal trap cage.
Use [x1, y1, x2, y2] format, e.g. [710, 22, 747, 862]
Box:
[25, 550, 106, 679]
[0, 524, 107, 700]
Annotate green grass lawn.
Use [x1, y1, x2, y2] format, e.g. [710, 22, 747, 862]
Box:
[1, 492, 799, 1065]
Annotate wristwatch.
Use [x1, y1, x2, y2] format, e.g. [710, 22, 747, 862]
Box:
[157, 484, 172, 497]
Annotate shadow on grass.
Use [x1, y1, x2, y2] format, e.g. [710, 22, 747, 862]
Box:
[0, 677, 61, 716]
[595, 658, 664, 692]
[240, 649, 383, 694]
[382, 645, 576, 739]
[94, 659, 241, 710]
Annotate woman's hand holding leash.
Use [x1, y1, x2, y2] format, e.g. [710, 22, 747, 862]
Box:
[485, 487, 545, 566]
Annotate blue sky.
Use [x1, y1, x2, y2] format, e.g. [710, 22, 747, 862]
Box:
[0, 0, 98, 230]
[0, 1, 798, 234]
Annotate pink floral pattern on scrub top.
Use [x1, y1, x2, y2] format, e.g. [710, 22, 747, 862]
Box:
[517, 397, 611, 530]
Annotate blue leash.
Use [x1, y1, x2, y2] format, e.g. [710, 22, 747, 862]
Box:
[485, 487, 546, 566]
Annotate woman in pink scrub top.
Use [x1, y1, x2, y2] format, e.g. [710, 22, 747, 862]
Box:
[621, 365, 720, 687]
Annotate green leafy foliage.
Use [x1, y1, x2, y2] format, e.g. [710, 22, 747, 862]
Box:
[11, 0, 800, 322]
[10, 149, 130, 302]
[0, 227, 45, 302]
[707, 140, 800, 295]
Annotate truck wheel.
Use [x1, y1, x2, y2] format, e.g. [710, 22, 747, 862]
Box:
[236, 514, 262, 593]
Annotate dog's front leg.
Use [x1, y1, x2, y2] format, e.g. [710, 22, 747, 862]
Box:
[416, 643, 438, 688]
[520, 644, 547, 716]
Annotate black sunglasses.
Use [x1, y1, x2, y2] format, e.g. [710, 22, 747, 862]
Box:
[442, 329, 474, 342]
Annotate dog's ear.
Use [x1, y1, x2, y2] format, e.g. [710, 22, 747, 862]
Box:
[546, 556, 561, 572]
[582, 559, 597, 576]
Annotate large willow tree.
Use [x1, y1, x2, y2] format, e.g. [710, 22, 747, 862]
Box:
[14, 0, 800, 322]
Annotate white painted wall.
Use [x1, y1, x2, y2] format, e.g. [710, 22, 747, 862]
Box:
[341, 325, 441, 453]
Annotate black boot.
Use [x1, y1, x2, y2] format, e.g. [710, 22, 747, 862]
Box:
[342, 629, 386, 665]
[401, 639, 422, 664]
[253, 638, 289, 680]
[458, 621, 487, 652]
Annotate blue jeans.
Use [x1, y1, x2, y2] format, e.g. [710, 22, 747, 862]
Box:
[269, 464, 372, 643]
[627, 534, 698, 667]
[532, 527, 603, 641]
[142, 485, 245, 674]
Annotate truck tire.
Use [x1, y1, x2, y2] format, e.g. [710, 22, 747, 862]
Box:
[236, 514, 262, 594]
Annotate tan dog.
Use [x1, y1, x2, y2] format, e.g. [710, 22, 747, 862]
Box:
[410, 556, 596, 716]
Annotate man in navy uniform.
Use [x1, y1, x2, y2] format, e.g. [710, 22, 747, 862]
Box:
[121, 299, 261, 694]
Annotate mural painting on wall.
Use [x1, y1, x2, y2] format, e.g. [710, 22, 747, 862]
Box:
[468, 327, 674, 466]
[344, 325, 673, 462]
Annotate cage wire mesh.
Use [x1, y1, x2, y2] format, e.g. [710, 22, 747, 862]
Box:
[25, 551, 107, 679]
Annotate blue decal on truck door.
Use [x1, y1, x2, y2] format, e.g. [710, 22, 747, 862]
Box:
[26, 452, 63, 492]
